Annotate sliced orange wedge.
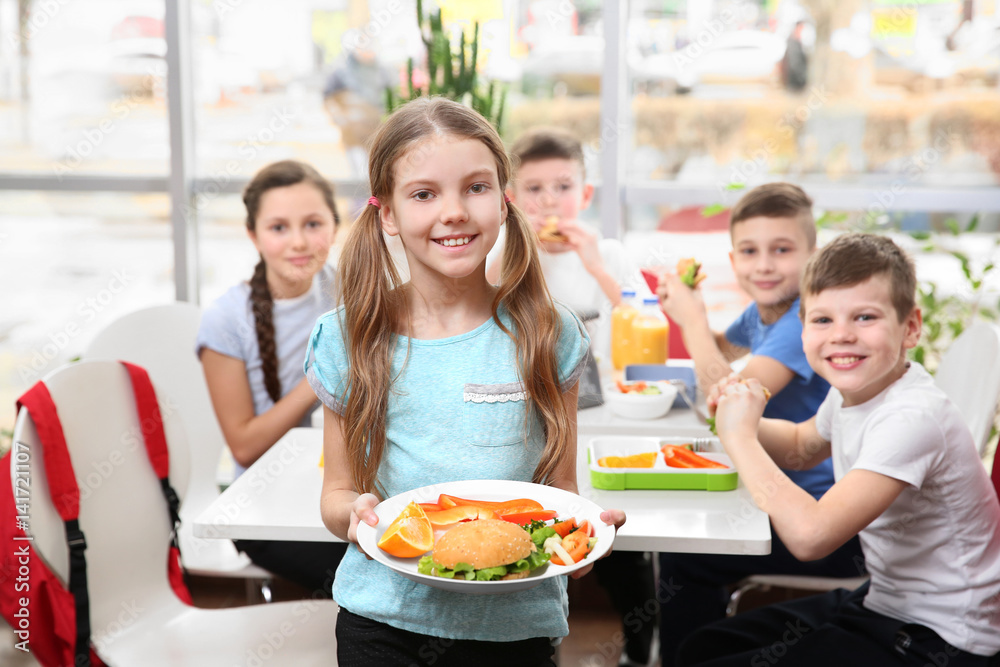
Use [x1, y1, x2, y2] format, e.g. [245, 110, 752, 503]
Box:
[377, 501, 434, 558]
[597, 452, 657, 468]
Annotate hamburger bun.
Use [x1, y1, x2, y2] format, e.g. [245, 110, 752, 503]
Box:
[432, 519, 535, 571]
[537, 216, 567, 243]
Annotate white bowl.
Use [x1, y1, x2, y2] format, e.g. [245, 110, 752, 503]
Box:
[604, 381, 678, 420]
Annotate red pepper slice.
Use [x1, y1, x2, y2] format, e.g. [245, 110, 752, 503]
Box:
[661, 445, 728, 469]
[552, 519, 577, 538]
[423, 505, 498, 527]
[551, 529, 592, 565]
[436, 494, 543, 513]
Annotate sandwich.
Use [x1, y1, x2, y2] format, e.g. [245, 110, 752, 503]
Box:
[677, 257, 706, 287]
[706, 379, 772, 435]
[417, 518, 551, 581]
[537, 215, 567, 243]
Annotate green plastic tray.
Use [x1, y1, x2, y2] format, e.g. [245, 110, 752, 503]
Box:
[588, 436, 738, 492]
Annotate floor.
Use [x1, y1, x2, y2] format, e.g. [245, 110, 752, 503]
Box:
[1, 567, 806, 666]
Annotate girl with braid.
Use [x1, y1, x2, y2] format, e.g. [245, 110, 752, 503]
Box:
[197, 160, 347, 595]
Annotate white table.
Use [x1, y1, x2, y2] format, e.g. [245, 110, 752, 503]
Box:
[194, 404, 771, 555]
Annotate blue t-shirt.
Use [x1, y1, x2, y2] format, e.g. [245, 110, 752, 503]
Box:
[305, 303, 590, 641]
[725, 298, 834, 499]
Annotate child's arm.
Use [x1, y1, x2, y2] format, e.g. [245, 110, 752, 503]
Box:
[707, 374, 830, 470]
[320, 405, 379, 545]
[201, 349, 319, 468]
[656, 273, 749, 389]
[557, 220, 622, 307]
[716, 380, 908, 561]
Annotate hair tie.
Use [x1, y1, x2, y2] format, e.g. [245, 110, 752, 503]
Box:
[367, 196, 381, 209]
[504, 194, 511, 204]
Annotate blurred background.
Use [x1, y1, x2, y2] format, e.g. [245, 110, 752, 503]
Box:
[1, 0, 999, 438]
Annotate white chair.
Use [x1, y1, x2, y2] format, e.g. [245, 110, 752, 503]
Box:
[933, 320, 1000, 455]
[83, 303, 273, 596]
[727, 320, 1000, 616]
[13, 361, 339, 666]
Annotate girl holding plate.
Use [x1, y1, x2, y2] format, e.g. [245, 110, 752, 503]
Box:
[305, 97, 625, 667]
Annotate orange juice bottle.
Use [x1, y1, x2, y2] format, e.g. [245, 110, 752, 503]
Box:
[630, 298, 669, 365]
[611, 289, 638, 370]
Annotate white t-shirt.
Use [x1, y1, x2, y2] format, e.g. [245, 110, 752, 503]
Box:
[196, 264, 337, 475]
[816, 363, 1000, 655]
[486, 226, 636, 362]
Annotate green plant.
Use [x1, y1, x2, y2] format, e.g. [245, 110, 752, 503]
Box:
[385, 0, 506, 131]
[909, 215, 1000, 373]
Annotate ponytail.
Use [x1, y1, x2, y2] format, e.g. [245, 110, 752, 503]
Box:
[249, 258, 282, 404]
[493, 202, 571, 485]
[338, 206, 405, 497]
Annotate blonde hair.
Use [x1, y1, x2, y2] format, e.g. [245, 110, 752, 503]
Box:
[337, 97, 572, 497]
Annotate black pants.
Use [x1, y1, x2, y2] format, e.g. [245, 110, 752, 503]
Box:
[678, 582, 999, 667]
[335, 607, 557, 667]
[659, 530, 864, 666]
[594, 550, 657, 664]
[234, 538, 346, 598]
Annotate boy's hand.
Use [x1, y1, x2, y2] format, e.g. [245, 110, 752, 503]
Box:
[714, 377, 767, 443]
[655, 271, 707, 326]
[546, 218, 604, 271]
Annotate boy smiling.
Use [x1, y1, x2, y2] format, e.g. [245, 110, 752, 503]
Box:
[684, 234, 1000, 665]
[656, 184, 862, 665]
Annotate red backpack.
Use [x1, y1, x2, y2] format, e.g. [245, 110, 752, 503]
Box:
[0, 362, 192, 667]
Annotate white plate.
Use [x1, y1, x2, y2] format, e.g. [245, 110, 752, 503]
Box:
[356, 479, 616, 595]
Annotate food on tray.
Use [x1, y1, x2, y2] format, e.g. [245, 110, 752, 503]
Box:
[677, 257, 706, 288]
[614, 380, 662, 395]
[537, 215, 567, 243]
[661, 444, 729, 469]
[597, 452, 657, 468]
[377, 501, 434, 558]
[417, 518, 551, 581]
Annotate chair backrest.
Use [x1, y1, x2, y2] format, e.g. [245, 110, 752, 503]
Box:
[83, 303, 227, 514]
[934, 320, 1000, 456]
[13, 361, 191, 632]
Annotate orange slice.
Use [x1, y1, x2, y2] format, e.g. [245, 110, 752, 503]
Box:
[597, 452, 657, 468]
[377, 501, 434, 558]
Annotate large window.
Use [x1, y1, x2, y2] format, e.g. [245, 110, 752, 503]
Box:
[0, 0, 170, 175]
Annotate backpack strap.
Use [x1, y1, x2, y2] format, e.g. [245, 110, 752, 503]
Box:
[121, 362, 183, 548]
[16, 382, 92, 667]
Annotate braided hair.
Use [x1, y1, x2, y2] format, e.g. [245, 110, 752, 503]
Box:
[243, 160, 340, 403]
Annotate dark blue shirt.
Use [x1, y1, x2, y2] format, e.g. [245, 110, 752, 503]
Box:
[726, 298, 833, 499]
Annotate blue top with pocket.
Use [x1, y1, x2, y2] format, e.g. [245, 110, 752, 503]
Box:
[726, 298, 834, 499]
[304, 303, 590, 641]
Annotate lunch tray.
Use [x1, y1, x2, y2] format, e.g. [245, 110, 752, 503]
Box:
[588, 436, 738, 491]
